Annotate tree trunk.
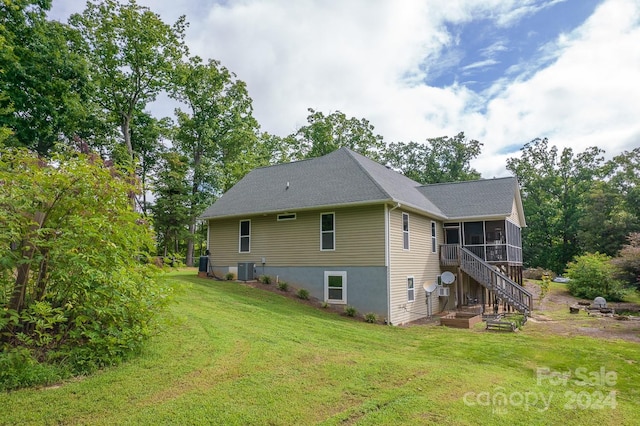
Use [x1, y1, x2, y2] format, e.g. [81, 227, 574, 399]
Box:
[121, 116, 134, 163]
[121, 116, 137, 209]
[186, 220, 195, 267]
[9, 212, 46, 313]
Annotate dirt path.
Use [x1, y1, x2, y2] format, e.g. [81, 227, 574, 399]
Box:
[525, 281, 640, 343]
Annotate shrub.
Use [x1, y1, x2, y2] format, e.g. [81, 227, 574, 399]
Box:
[539, 274, 551, 301]
[344, 305, 357, 317]
[523, 268, 556, 280]
[566, 253, 627, 301]
[364, 312, 377, 323]
[259, 275, 272, 284]
[296, 288, 310, 300]
[0, 148, 172, 385]
[0, 347, 66, 392]
[321, 301, 329, 309]
[277, 281, 289, 292]
[225, 272, 235, 281]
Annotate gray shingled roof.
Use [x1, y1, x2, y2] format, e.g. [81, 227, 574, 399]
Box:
[418, 177, 519, 219]
[200, 147, 520, 221]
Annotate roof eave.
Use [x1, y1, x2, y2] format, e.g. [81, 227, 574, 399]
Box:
[200, 198, 395, 221]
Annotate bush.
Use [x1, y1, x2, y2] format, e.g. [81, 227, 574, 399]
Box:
[566, 253, 627, 301]
[0, 148, 172, 385]
[0, 347, 67, 392]
[277, 281, 289, 292]
[364, 312, 377, 323]
[259, 275, 272, 284]
[344, 305, 357, 317]
[539, 274, 551, 301]
[523, 268, 556, 280]
[225, 272, 235, 280]
[321, 301, 329, 309]
[296, 288, 310, 300]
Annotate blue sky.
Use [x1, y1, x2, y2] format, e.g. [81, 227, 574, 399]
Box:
[49, 0, 640, 177]
[428, 0, 603, 91]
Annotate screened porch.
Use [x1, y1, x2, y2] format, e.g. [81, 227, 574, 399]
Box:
[440, 220, 522, 266]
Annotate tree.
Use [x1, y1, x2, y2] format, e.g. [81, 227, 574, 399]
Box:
[384, 132, 482, 184]
[130, 111, 171, 215]
[69, 0, 187, 169]
[607, 148, 640, 232]
[577, 181, 637, 257]
[612, 233, 640, 291]
[291, 108, 385, 161]
[171, 56, 259, 266]
[507, 138, 605, 273]
[0, 0, 94, 154]
[150, 151, 191, 258]
[0, 147, 171, 376]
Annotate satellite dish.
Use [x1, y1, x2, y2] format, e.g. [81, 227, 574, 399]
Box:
[440, 271, 456, 285]
[423, 282, 438, 293]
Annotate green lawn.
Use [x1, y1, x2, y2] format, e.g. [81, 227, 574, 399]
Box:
[1, 271, 639, 425]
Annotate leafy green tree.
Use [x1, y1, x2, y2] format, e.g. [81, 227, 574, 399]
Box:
[507, 138, 605, 273]
[0, 0, 94, 154]
[384, 132, 482, 184]
[291, 108, 385, 161]
[171, 56, 259, 266]
[612, 233, 640, 291]
[566, 253, 626, 301]
[578, 181, 637, 257]
[151, 151, 191, 259]
[69, 0, 187, 166]
[607, 148, 640, 231]
[0, 147, 170, 376]
[130, 111, 171, 215]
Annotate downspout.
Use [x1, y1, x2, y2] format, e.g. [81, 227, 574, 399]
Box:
[386, 202, 401, 325]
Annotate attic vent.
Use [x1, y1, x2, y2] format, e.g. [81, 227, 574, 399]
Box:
[277, 213, 296, 221]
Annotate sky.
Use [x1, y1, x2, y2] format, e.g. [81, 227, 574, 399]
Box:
[48, 0, 640, 178]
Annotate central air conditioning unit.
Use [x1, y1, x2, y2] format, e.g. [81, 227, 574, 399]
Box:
[438, 286, 450, 297]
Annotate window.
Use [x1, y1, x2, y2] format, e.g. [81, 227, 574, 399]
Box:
[431, 221, 437, 253]
[325, 271, 347, 304]
[277, 213, 296, 221]
[321, 213, 335, 251]
[239, 220, 250, 253]
[407, 277, 415, 302]
[402, 213, 410, 250]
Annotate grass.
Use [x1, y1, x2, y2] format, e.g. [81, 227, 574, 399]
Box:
[1, 271, 639, 425]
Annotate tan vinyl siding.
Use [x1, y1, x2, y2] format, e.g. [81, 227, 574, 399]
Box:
[209, 205, 385, 267]
[388, 208, 443, 325]
[508, 198, 522, 227]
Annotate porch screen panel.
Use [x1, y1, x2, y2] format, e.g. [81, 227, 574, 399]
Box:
[463, 222, 484, 245]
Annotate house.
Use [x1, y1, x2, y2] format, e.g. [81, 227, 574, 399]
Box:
[200, 147, 532, 325]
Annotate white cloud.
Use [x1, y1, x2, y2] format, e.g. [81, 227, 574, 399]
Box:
[47, 0, 640, 179]
[476, 0, 640, 177]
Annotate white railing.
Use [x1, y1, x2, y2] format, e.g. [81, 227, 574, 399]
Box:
[459, 247, 533, 315]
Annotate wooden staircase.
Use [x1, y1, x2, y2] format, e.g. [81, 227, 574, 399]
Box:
[457, 247, 533, 316]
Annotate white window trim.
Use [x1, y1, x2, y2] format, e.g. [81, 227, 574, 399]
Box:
[239, 219, 251, 253]
[324, 271, 347, 304]
[407, 276, 415, 302]
[320, 212, 335, 251]
[431, 221, 437, 254]
[402, 212, 410, 250]
[277, 213, 296, 221]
